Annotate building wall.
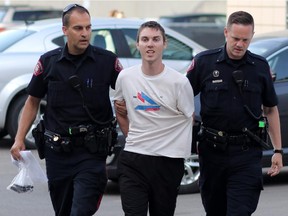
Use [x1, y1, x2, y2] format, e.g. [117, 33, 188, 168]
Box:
[227, 0, 287, 35]
[0, 0, 226, 19]
[1, 0, 286, 35]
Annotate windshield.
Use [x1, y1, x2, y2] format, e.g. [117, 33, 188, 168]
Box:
[0, 29, 34, 52]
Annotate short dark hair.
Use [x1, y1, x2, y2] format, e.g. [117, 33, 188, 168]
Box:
[62, 4, 90, 26]
[227, 11, 254, 31]
[136, 21, 166, 43]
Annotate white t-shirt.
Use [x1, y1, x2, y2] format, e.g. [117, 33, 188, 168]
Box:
[114, 64, 194, 158]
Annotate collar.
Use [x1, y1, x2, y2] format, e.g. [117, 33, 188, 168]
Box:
[57, 44, 96, 62]
[216, 44, 255, 66]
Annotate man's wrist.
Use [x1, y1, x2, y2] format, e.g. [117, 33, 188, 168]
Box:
[273, 149, 283, 155]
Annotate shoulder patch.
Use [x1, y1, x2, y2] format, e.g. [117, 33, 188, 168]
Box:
[33, 60, 43, 76]
[92, 46, 117, 57]
[115, 58, 123, 72]
[187, 59, 195, 73]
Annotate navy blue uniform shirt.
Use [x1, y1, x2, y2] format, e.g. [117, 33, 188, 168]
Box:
[187, 45, 278, 132]
[27, 44, 122, 135]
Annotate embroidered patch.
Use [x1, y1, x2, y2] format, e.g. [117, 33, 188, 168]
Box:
[33, 60, 43, 76]
[115, 58, 123, 72]
[186, 59, 195, 74]
[269, 68, 274, 79]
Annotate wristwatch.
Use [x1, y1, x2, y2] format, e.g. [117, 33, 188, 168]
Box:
[273, 149, 283, 155]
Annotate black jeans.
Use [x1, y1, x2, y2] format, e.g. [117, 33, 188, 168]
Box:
[198, 140, 263, 216]
[118, 151, 184, 216]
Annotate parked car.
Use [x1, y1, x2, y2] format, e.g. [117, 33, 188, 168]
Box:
[0, 17, 205, 193]
[0, 5, 62, 32]
[107, 35, 288, 194]
[158, 13, 226, 49]
[158, 13, 226, 25]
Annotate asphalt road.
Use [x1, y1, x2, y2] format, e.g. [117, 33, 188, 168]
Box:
[0, 137, 287, 216]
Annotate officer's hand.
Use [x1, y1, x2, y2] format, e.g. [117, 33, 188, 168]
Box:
[10, 140, 26, 161]
[114, 100, 127, 116]
[267, 153, 283, 177]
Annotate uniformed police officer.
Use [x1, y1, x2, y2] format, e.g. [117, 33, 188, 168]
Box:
[10, 4, 122, 216]
[187, 11, 283, 216]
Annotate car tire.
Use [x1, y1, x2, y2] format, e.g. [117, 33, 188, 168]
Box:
[6, 95, 46, 149]
[179, 154, 200, 194]
[0, 129, 8, 138]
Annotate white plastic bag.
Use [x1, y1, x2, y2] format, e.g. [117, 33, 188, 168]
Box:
[7, 150, 47, 193]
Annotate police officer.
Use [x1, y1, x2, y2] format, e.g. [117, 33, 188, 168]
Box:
[10, 4, 122, 216]
[187, 11, 283, 216]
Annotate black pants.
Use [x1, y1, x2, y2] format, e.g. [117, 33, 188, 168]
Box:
[45, 146, 107, 216]
[118, 151, 184, 216]
[198, 140, 263, 216]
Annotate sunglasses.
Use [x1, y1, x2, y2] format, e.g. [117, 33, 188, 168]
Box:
[62, 4, 87, 18]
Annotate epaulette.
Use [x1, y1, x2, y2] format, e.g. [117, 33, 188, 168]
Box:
[91, 46, 117, 58]
[41, 47, 63, 58]
[247, 50, 267, 63]
[195, 47, 223, 59]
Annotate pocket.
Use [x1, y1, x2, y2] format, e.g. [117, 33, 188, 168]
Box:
[205, 139, 227, 152]
[242, 83, 262, 115]
[84, 84, 110, 108]
[47, 81, 82, 108]
[201, 82, 228, 110]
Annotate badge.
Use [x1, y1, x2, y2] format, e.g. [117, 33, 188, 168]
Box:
[212, 70, 220, 77]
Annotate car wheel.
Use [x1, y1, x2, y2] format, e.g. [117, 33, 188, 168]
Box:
[179, 154, 200, 194]
[6, 95, 46, 149]
[0, 129, 8, 138]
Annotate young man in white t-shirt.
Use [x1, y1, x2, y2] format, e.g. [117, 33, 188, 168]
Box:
[113, 21, 195, 216]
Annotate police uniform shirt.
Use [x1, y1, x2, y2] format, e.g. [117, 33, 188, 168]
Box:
[186, 45, 278, 133]
[28, 44, 122, 135]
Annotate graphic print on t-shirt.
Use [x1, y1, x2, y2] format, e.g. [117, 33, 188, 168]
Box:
[135, 91, 160, 111]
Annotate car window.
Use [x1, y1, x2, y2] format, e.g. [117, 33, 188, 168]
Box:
[159, 14, 226, 26]
[268, 48, 288, 81]
[121, 29, 138, 57]
[0, 29, 34, 52]
[50, 30, 116, 53]
[164, 35, 193, 60]
[51, 36, 66, 47]
[12, 10, 62, 22]
[91, 30, 116, 53]
[50, 28, 193, 61]
[121, 28, 193, 60]
[0, 9, 6, 21]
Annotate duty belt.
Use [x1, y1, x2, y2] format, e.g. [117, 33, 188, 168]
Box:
[201, 126, 252, 145]
[44, 130, 81, 152]
[44, 124, 118, 154]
